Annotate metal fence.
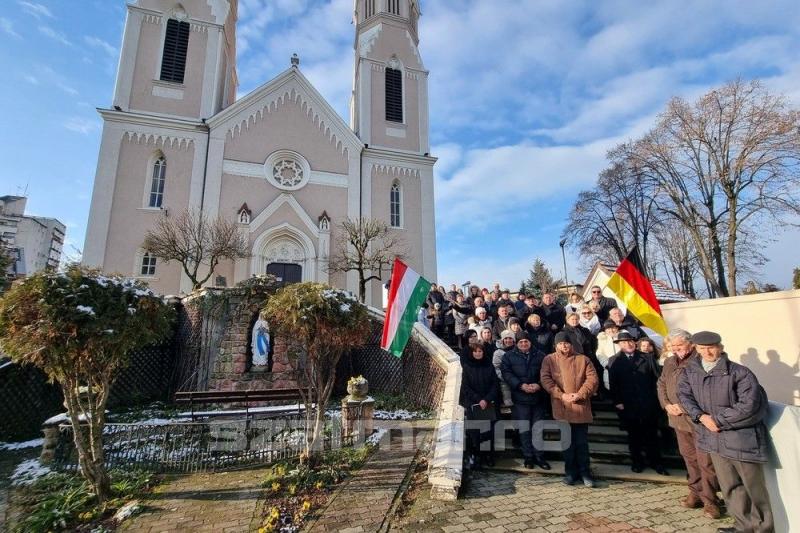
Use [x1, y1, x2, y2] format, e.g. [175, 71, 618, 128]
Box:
[51, 411, 362, 473]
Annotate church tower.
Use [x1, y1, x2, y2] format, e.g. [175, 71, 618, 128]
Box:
[350, 0, 428, 154]
[112, 0, 238, 118]
[351, 0, 437, 292]
[84, 1, 238, 293]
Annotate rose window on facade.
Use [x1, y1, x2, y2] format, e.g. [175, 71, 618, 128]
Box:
[273, 159, 304, 188]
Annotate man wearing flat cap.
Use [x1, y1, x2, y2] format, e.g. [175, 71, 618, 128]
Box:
[677, 331, 773, 533]
[541, 331, 599, 487]
[657, 329, 721, 519]
[501, 331, 550, 470]
[607, 331, 668, 475]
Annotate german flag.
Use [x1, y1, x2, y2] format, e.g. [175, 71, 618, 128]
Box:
[606, 247, 668, 337]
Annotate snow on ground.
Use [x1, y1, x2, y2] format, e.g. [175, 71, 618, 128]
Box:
[11, 458, 52, 485]
[0, 438, 44, 451]
[366, 427, 388, 446]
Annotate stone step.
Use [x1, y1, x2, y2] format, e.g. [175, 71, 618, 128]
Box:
[488, 457, 688, 485]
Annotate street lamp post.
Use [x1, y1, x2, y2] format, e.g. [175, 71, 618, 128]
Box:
[559, 238, 569, 290]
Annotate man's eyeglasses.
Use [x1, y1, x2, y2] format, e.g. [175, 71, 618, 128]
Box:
[592, 290, 601, 293]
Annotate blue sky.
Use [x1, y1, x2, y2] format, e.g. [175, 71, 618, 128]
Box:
[1, 0, 799, 291]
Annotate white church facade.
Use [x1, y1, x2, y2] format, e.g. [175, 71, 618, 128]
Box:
[83, 0, 437, 305]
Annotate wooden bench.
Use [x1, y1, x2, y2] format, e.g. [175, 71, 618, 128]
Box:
[174, 388, 308, 421]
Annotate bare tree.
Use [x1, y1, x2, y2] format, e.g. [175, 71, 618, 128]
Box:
[625, 79, 800, 296]
[327, 217, 405, 302]
[142, 209, 249, 290]
[562, 159, 662, 276]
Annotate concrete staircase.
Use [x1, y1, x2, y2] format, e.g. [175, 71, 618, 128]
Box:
[493, 398, 685, 470]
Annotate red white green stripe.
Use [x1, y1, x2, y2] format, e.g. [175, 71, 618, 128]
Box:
[381, 258, 431, 357]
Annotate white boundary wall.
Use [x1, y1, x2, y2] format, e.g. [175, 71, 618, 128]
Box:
[661, 290, 800, 406]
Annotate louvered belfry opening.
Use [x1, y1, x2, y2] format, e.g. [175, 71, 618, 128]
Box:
[385, 67, 403, 122]
[160, 18, 190, 83]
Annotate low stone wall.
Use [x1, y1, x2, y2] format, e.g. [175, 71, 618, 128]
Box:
[409, 323, 464, 501]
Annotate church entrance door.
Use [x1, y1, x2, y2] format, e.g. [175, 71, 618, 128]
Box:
[267, 262, 302, 285]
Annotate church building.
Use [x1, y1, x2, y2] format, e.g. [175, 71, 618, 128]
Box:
[83, 0, 437, 305]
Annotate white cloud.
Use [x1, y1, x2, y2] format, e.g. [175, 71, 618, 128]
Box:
[39, 25, 72, 46]
[63, 117, 100, 135]
[434, 138, 614, 231]
[17, 1, 53, 19]
[0, 17, 21, 38]
[84, 36, 117, 57]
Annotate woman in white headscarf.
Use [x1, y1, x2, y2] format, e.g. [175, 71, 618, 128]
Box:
[578, 304, 601, 335]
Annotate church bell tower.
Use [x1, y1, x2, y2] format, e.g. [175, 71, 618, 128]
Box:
[350, 0, 429, 155]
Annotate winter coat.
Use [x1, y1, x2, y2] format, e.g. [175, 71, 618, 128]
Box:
[500, 348, 548, 406]
[524, 323, 554, 355]
[564, 303, 582, 315]
[519, 304, 547, 325]
[595, 331, 617, 388]
[542, 303, 566, 330]
[562, 324, 597, 359]
[451, 302, 472, 336]
[677, 354, 769, 463]
[427, 308, 445, 329]
[492, 315, 512, 339]
[656, 352, 698, 433]
[607, 350, 662, 422]
[616, 318, 643, 340]
[586, 296, 617, 323]
[493, 346, 515, 407]
[459, 350, 500, 410]
[541, 352, 599, 423]
[426, 290, 445, 310]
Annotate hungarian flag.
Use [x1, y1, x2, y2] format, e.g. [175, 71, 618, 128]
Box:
[606, 247, 668, 337]
[381, 258, 431, 357]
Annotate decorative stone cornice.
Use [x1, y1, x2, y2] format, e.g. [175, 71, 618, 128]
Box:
[371, 163, 420, 179]
[124, 131, 194, 150]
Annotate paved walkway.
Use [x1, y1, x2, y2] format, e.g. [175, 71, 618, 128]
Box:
[305, 427, 429, 532]
[391, 469, 734, 533]
[119, 468, 265, 532]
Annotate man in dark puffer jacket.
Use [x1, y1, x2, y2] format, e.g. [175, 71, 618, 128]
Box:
[501, 332, 550, 470]
[677, 331, 773, 533]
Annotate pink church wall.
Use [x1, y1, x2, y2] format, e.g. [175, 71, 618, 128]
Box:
[222, 97, 349, 174]
[103, 137, 195, 294]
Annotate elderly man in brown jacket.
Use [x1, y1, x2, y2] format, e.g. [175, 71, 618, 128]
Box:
[657, 329, 721, 519]
[541, 331, 599, 487]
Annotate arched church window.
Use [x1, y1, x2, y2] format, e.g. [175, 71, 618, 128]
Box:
[160, 17, 190, 83]
[140, 252, 157, 276]
[148, 155, 166, 208]
[390, 181, 402, 228]
[385, 67, 403, 122]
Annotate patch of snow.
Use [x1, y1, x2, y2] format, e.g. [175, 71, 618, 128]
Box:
[113, 500, 142, 522]
[0, 438, 44, 451]
[366, 427, 388, 446]
[340, 303, 351, 312]
[76, 305, 96, 316]
[11, 458, 52, 485]
[104, 329, 115, 334]
[373, 409, 428, 420]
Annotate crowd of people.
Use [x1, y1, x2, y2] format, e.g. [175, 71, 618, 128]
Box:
[421, 283, 774, 533]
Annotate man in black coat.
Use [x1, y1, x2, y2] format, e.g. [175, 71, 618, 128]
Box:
[501, 332, 551, 470]
[586, 285, 617, 323]
[677, 331, 773, 533]
[518, 294, 546, 325]
[541, 292, 566, 332]
[607, 331, 668, 475]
